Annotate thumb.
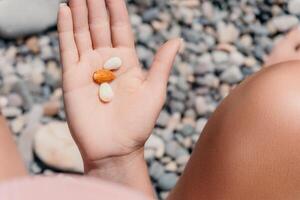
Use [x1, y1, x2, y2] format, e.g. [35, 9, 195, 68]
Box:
[146, 38, 183, 91]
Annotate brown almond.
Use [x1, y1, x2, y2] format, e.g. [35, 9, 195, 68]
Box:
[93, 69, 115, 84]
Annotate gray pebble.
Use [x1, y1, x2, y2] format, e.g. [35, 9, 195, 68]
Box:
[158, 173, 178, 190]
[220, 66, 243, 84]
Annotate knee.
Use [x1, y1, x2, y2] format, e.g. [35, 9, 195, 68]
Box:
[214, 60, 300, 153]
[201, 61, 300, 198]
[232, 60, 300, 134]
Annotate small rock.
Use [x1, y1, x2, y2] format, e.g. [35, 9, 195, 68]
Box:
[26, 36, 40, 53]
[217, 22, 240, 43]
[43, 100, 60, 117]
[195, 96, 209, 116]
[196, 118, 207, 133]
[158, 173, 178, 190]
[220, 66, 243, 84]
[149, 161, 165, 181]
[176, 155, 190, 166]
[179, 124, 196, 137]
[157, 110, 170, 127]
[30, 163, 42, 174]
[165, 162, 178, 172]
[7, 93, 23, 107]
[10, 116, 26, 134]
[271, 15, 299, 32]
[12, 81, 34, 110]
[165, 141, 188, 159]
[230, 51, 245, 66]
[2, 107, 21, 118]
[145, 134, 165, 158]
[288, 0, 300, 15]
[196, 73, 220, 88]
[34, 121, 83, 172]
[45, 61, 61, 87]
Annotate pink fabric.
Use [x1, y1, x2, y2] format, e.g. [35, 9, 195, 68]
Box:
[0, 176, 152, 200]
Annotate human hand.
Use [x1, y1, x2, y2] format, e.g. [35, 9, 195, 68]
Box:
[58, 0, 181, 173]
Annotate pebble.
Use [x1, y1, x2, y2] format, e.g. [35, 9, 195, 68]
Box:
[165, 141, 188, 159]
[158, 173, 178, 190]
[10, 116, 26, 134]
[0, 0, 297, 196]
[103, 57, 122, 70]
[288, 0, 300, 15]
[145, 134, 165, 158]
[2, 107, 22, 118]
[271, 15, 299, 32]
[195, 96, 209, 116]
[196, 118, 208, 133]
[156, 110, 171, 127]
[26, 37, 40, 54]
[212, 51, 229, 64]
[43, 100, 60, 117]
[220, 66, 244, 84]
[179, 124, 196, 137]
[7, 93, 23, 107]
[149, 161, 165, 181]
[217, 22, 240, 43]
[99, 83, 114, 103]
[165, 161, 177, 172]
[34, 121, 84, 172]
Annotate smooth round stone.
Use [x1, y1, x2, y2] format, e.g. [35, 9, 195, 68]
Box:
[99, 83, 114, 103]
[7, 93, 23, 107]
[220, 66, 243, 84]
[10, 116, 25, 134]
[145, 134, 165, 158]
[104, 57, 122, 70]
[288, 0, 300, 15]
[149, 161, 165, 181]
[158, 173, 178, 190]
[34, 121, 83, 172]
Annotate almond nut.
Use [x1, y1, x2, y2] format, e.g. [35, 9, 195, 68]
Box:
[93, 69, 115, 84]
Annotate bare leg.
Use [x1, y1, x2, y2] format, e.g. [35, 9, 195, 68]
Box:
[168, 29, 300, 200]
[0, 114, 27, 181]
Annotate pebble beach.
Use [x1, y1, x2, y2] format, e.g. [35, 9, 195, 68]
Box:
[0, 0, 299, 199]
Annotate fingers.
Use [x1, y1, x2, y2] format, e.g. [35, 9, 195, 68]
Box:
[87, 0, 112, 48]
[58, 3, 79, 70]
[146, 38, 182, 91]
[106, 0, 135, 48]
[69, 0, 93, 54]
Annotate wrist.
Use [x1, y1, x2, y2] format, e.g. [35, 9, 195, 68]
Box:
[84, 149, 155, 197]
[84, 148, 145, 175]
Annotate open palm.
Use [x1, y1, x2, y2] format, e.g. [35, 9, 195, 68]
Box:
[58, 0, 181, 165]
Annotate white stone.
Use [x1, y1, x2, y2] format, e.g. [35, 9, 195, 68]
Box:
[104, 57, 122, 70]
[0, 0, 66, 38]
[288, 0, 300, 15]
[271, 15, 299, 32]
[145, 134, 165, 158]
[217, 22, 240, 43]
[99, 83, 114, 103]
[34, 121, 83, 172]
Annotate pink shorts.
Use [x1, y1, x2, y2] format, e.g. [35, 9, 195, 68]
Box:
[0, 176, 152, 200]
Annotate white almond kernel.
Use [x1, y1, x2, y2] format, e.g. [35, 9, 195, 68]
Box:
[99, 83, 114, 103]
[104, 57, 122, 70]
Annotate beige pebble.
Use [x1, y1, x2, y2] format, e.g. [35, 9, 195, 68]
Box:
[104, 57, 122, 70]
[99, 83, 114, 103]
